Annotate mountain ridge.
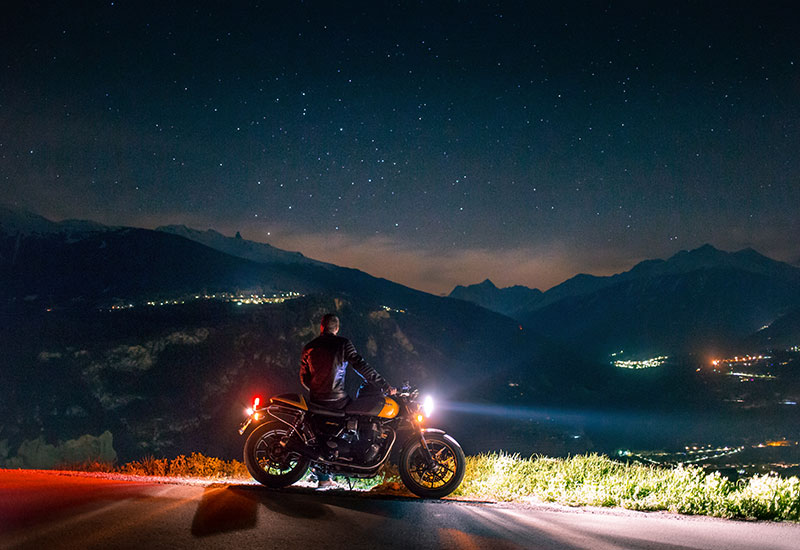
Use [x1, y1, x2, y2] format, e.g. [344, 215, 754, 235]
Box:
[156, 224, 327, 268]
[449, 244, 800, 357]
[451, 244, 800, 314]
[449, 278, 544, 317]
[2, 207, 798, 463]
[0, 204, 112, 238]
[1, 207, 593, 462]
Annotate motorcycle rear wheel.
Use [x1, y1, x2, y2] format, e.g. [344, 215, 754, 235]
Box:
[399, 432, 466, 499]
[244, 421, 310, 488]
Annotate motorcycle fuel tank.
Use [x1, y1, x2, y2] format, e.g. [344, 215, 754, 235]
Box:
[377, 397, 400, 418]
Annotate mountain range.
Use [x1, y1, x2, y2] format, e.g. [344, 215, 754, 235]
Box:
[1, 206, 575, 464]
[2, 205, 798, 466]
[450, 244, 800, 358]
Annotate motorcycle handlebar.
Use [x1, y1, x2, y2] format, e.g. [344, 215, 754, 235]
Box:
[396, 386, 418, 399]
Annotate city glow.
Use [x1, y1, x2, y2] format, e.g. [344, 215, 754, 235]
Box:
[618, 439, 800, 468]
[711, 354, 772, 366]
[727, 371, 776, 381]
[708, 353, 778, 382]
[612, 356, 669, 369]
[109, 291, 303, 311]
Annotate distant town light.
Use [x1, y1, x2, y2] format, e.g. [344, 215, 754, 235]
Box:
[108, 290, 304, 311]
[612, 356, 669, 369]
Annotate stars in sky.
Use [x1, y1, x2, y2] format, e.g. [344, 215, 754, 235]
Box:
[0, 2, 798, 293]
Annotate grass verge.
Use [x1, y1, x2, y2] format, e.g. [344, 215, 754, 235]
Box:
[68, 452, 250, 480]
[453, 452, 800, 521]
[69, 452, 800, 521]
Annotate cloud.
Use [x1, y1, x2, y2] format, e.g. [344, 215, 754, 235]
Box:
[265, 231, 644, 295]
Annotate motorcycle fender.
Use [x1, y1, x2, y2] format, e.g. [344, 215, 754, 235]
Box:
[401, 428, 446, 455]
[402, 428, 463, 464]
[238, 411, 268, 436]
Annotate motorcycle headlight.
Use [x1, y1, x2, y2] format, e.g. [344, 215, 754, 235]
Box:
[422, 395, 434, 418]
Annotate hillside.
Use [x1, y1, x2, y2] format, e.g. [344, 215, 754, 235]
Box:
[0, 207, 586, 463]
[3, 207, 797, 467]
[451, 245, 800, 359]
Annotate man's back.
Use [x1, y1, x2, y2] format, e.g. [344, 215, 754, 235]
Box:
[300, 332, 350, 404]
[300, 322, 390, 407]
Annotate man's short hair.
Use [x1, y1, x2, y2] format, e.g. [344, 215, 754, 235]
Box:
[321, 313, 340, 333]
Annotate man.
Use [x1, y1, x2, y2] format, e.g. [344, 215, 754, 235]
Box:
[300, 313, 395, 488]
[300, 313, 395, 409]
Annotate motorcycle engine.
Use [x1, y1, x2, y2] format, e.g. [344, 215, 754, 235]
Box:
[322, 418, 388, 465]
[358, 421, 386, 464]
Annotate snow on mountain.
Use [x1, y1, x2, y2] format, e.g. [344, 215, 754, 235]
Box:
[156, 225, 328, 268]
[0, 204, 111, 239]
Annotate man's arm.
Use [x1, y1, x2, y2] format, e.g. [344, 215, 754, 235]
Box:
[299, 349, 311, 391]
[344, 340, 393, 394]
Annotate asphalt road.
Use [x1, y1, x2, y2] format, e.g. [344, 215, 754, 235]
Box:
[1, 470, 798, 550]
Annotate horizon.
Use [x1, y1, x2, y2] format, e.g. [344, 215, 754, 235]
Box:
[3, 203, 797, 296]
[1, 3, 798, 293]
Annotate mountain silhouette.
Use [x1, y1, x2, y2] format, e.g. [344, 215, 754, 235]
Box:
[449, 279, 543, 317]
[1, 207, 587, 462]
[3, 207, 798, 464]
[451, 244, 800, 358]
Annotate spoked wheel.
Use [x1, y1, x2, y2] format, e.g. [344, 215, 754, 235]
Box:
[244, 422, 310, 488]
[399, 432, 466, 498]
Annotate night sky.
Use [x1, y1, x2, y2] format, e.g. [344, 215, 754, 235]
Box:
[2, 1, 798, 294]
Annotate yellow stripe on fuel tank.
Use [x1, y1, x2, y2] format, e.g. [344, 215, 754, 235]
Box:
[377, 397, 400, 418]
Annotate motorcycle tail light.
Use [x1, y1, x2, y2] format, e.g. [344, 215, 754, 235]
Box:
[253, 396, 261, 408]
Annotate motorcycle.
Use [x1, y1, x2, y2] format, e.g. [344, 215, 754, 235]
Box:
[238, 385, 466, 498]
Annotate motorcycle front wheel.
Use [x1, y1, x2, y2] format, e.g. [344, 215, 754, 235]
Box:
[244, 421, 310, 488]
[399, 432, 466, 498]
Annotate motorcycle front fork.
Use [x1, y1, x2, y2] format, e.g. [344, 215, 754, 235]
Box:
[414, 426, 436, 466]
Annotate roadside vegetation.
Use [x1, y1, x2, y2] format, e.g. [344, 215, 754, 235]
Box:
[66, 452, 799, 521]
[454, 453, 800, 522]
[69, 452, 249, 480]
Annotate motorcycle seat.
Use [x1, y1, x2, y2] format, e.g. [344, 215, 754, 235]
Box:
[307, 403, 346, 417]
